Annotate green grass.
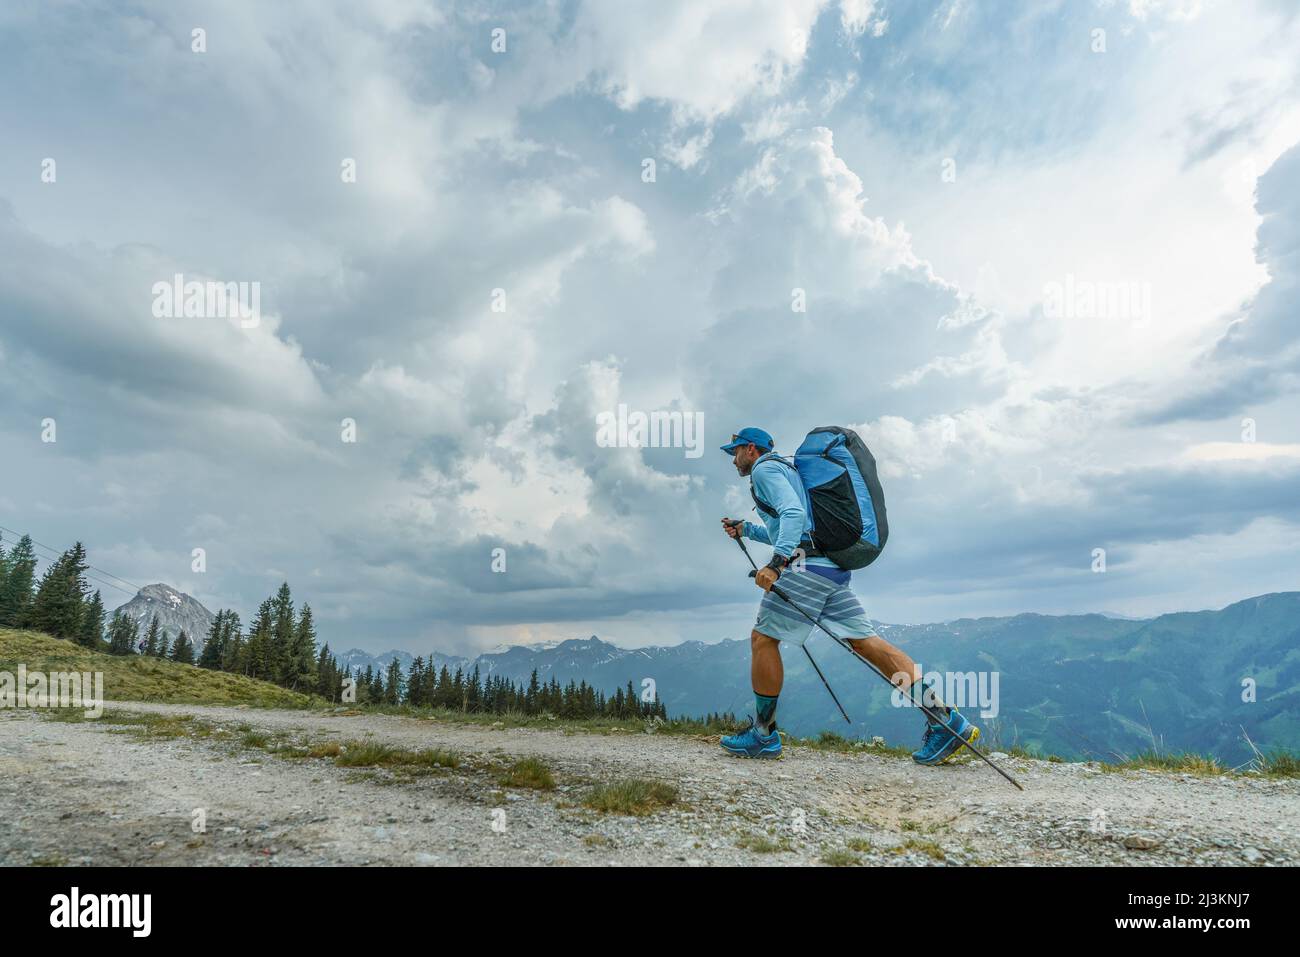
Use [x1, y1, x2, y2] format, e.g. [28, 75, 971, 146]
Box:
[97, 710, 206, 738]
[0, 627, 317, 709]
[582, 779, 679, 816]
[1102, 748, 1300, 779]
[1259, 751, 1300, 778]
[498, 757, 556, 790]
[735, 832, 792, 854]
[306, 741, 343, 759]
[331, 739, 460, 769]
[1103, 751, 1227, 776]
[893, 838, 946, 861]
[44, 708, 90, 723]
[87, 713, 463, 775]
[820, 848, 863, 866]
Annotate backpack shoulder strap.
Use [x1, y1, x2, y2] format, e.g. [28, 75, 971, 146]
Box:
[749, 454, 795, 516]
[748, 454, 823, 557]
[754, 452, 796, 473]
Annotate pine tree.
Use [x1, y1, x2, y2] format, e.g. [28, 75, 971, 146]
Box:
[143, 614, 163, 657]
[220, 612, 244, 673]
[0, 542, 10, 613]
[434, 665, 450, 708]
[106, 610, 138, 655]
[0, 535, 37, 627]
[27, 542, 89, 639]
[406, 657, 425, 706]
[170, 629, 195, 664]
[244, 598, 274, 680]
[285, 603, 318, 691]
[198, 611, 226, 669]
[452, 667, 466, 711]
[468, 665, 482, 713]
[270, 583, 295, 684]
[330, 660, 346, 704]
[384, 658, 403, 705]
[316, 644, 339, 701]
[78, 589, 105, 648]
[526, 669, 540, 714]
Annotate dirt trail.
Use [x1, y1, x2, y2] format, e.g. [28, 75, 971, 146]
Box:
[2, 702, 1295, 866]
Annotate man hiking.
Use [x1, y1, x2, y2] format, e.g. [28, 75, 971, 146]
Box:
[718, 426, 979, 764]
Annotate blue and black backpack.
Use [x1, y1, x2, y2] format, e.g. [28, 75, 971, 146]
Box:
[750, 426, 889, 570]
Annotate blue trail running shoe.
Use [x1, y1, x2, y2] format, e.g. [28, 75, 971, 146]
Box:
[720, 719, 782, 759]
[912, 709, 980, 765]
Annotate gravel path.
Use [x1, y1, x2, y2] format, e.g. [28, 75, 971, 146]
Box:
[2, 702, 1296, 866]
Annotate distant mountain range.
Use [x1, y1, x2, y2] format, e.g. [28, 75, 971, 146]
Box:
[335, 647, 467, 676]
[111, 583, 216, 651]
[339, 593, 1300, 765]
[118, 583, 1300, 765]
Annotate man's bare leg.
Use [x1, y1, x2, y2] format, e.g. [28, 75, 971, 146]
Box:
[845, 634, 915, 688]
[751, 629, 782, 732]
[845, 634, 948, 713]
[751, 629, 783, 694]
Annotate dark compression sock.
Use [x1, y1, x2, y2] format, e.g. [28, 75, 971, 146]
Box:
[755, 692, 779, 734]
[921, 679, 951, 720]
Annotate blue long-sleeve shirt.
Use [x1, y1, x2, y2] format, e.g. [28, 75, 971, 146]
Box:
[742, 452, 844, 577]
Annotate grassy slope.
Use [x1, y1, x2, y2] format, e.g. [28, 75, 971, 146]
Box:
[0, 627, 316, 709]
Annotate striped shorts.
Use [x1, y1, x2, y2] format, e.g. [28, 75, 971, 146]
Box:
[754, 568, 877, 647]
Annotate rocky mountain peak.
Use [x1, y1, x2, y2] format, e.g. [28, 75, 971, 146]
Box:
[113, 583, 216, 650]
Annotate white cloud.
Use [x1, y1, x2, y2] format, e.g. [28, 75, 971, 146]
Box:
[1128, 0, 1205, 22]
[1184, 442, 1300, 462]
[574, 0, 828, 122]
[839, 0, 879, 37]
[716, 126, 921, 310]
[3, 0, 1298, 653]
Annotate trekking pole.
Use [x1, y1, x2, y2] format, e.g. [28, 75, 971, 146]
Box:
[729, 525, 852, 725]
[759, 575, 1024, 792]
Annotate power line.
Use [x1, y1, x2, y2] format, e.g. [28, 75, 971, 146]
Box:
[23, 549, 138, 599]
[1, 523, 144, 591]
[83, 572, 139, 599]
[0, 523, 145, 597]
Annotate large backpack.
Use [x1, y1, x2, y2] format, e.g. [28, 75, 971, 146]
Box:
[750, 426, 889, 570]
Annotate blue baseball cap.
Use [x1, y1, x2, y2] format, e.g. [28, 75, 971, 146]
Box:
[720, 427, 774, 454]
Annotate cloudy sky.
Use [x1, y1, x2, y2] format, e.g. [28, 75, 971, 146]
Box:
[2, 0, 1299, 655]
